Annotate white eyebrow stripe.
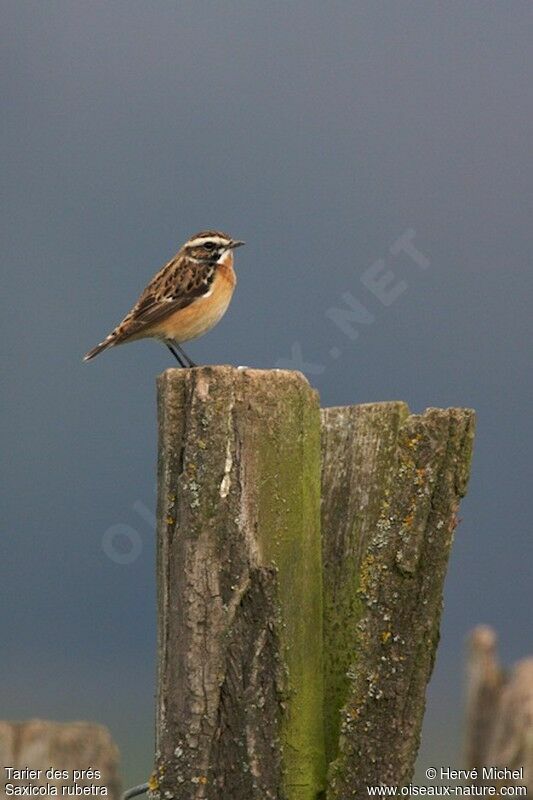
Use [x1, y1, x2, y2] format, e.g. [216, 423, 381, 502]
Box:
[187, 236, 229, 248]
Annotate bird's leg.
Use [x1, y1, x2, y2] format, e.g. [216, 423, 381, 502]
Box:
[175, 343, 197, 368]
[165, 342, 187, 368]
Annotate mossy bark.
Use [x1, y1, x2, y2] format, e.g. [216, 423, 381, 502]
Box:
[155, 366, 325, 800]
[321, 404, 475, 798]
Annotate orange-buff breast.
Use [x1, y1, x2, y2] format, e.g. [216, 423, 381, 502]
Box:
[149, 262, 236, 344]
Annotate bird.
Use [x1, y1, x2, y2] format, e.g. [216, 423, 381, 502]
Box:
[83, 230, 244, 367]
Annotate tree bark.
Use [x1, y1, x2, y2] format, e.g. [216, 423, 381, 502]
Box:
[155, 366, 325, 800]
[0, 720, 120, 800]
[321, 404, 475, 798]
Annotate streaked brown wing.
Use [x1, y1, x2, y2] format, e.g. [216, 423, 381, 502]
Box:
[114, 257, 216, 343]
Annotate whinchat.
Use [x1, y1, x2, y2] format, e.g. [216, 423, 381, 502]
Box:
[83, 230, 244, 367]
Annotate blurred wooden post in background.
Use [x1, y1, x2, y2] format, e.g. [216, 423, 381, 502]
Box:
[0, 720, 120, 800]
[465, 626, 533, 796]
[154, 366, 475, 800]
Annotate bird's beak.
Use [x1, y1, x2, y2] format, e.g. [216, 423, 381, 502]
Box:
[229, 239, 245, 249]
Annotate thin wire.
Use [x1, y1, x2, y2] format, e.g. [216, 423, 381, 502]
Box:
[121, 782, 149, 800]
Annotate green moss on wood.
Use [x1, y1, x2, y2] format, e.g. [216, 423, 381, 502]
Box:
[249, 373, 326, 800]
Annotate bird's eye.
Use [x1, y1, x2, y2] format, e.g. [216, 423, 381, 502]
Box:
[204, 242, 216, 251]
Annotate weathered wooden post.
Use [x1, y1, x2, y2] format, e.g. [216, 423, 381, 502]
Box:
[322, 404, 475, 797]
[155, 366, 325, 800]
[153, 367, 475, 800]
[464, 626, 505, 773]
[465, 626, 533, 795]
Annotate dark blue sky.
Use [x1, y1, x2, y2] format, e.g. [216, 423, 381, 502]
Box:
[1, 0, 532, 787]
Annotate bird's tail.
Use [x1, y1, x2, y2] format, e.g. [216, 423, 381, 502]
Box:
[83, 332, 117, 361]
